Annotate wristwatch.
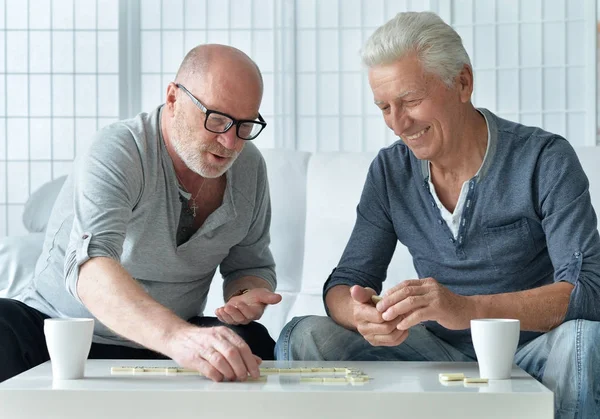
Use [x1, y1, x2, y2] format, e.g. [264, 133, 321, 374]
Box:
[228, 288, 250, 301]
[234, 288, 250, 297]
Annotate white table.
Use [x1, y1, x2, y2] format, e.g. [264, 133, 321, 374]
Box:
[0, 360, 553, 419]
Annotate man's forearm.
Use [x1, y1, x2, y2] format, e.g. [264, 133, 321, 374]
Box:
[325, 285, 357, 331]
[77, 256, 190, 354]
[471, 281, 574, 332]
[223, 276, 273, 302]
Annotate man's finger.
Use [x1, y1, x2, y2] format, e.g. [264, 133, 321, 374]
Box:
[202, 346, 237, 381]
[192, 358, 224, 382]
[234, 301, 262, 323]
[211, 330, 253, 381]
[357, 312, 384, 327]
[215, 308, 236, 325]
[383, 294, 428, 321]
[223, 304, 247, 324]
[350, 285, 376, 304]
[364, 319, 402, 335]
[215, 311, 226, 324]
[252, 290, 282, 305]
[355, 301, 385, 324]
[378, 285, 426, 312]
[397, 307, 431, 330]
[221, 328, 260, 379]
[372, 328, 409, 347]
[385, 279, 425, 295]
[357, 316, 401, 340]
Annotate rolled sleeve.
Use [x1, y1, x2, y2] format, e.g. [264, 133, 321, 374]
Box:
[537, 138, 600, 322]
[76, 232, 93, 267]
[220, 161, 276, 293]
[323, 159, 398, 316]
[63, 126, 143, 303]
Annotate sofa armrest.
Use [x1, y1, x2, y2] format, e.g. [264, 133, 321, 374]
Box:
[0, 233, 45, 298]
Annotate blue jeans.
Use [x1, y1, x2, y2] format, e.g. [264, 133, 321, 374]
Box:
[276, 316, 600, 419]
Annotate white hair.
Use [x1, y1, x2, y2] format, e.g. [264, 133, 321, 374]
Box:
[361, 11, 471, 87]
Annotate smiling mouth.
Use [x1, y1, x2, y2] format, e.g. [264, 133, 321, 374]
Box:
[403, 126, 430, 141]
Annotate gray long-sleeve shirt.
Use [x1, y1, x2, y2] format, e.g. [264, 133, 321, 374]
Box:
[324, 108, 600, 355]
[20, 105, 276, 347]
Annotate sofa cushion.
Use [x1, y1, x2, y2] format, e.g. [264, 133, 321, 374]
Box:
[260, 149, 311, 292]
[0, 233, 45, 298]
[22, 176, 67, 233]
[575, 147, 600, 208]
[203, 148, 310, 341]
[301, 152, 418, 297]
[284, 293, 326, 325]
[301, 152, 377, 294]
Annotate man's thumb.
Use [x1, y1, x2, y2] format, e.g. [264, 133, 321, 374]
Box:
[256, 290, 282, 305]
[350, 286, 376, 304]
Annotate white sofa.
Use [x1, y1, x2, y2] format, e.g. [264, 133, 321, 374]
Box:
[2, 146, 600, 343]
[210, 146, 600, 341]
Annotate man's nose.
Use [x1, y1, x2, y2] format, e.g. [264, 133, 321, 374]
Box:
[391, 107, 412, 136]
[218, 127, 239, 150]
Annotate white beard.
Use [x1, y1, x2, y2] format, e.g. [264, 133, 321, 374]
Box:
[171, 115, 239, 178]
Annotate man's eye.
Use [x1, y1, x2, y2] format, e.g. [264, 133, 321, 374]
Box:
[405, 99, 422, 107]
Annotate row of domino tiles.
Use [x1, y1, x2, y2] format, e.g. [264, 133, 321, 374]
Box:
[110, 366, 371, 383]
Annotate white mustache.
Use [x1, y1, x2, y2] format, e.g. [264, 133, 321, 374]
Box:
[205, 145, 236, 158]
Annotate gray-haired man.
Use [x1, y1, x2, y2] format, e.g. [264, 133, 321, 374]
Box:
[276, 12, 600, 418]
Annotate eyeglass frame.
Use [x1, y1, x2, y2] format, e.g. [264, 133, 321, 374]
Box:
[175, 83, 267, 141]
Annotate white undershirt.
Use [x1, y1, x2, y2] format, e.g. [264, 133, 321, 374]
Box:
[428, 133, 491, 239]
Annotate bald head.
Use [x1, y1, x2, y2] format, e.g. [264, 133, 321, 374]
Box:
[175, 44, 263, 92]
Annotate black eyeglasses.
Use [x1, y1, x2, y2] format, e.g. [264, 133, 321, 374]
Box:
[176, 83, 266, 141]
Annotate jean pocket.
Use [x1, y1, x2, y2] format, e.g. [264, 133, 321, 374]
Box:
[484, 218, 537, 274]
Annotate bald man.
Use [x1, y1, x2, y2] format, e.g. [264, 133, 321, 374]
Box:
[0, 44, 281, 383]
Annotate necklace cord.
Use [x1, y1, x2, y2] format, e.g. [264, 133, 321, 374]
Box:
[174, 170, 207, 217]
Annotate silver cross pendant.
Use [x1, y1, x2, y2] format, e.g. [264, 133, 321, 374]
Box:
[190, 200, 198, 218]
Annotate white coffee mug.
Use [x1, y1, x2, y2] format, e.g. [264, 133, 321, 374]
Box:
[44, 318, 94, 380]
[470, 318, 520, 380]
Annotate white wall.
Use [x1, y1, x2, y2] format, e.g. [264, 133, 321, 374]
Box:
[0, 0, 597, 237]
[136, 0, 284, 149]
[0, 0, 120, 236]
[289, 0, 596, 151]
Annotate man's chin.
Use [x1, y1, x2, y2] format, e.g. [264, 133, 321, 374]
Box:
[202, 167, 228, 178]
[194, 159, 235, 178]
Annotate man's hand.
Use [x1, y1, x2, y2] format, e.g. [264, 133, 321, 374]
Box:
[78, 259, 267, 383]
[215, 288, 282, 325]
[166, 324, 262, 382]
[376, 278, 475, 331]
[350, 285, 409, 347]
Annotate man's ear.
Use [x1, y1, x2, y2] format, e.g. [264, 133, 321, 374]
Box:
[164, 82, 178, 115]
[457, 64, 474, 103]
